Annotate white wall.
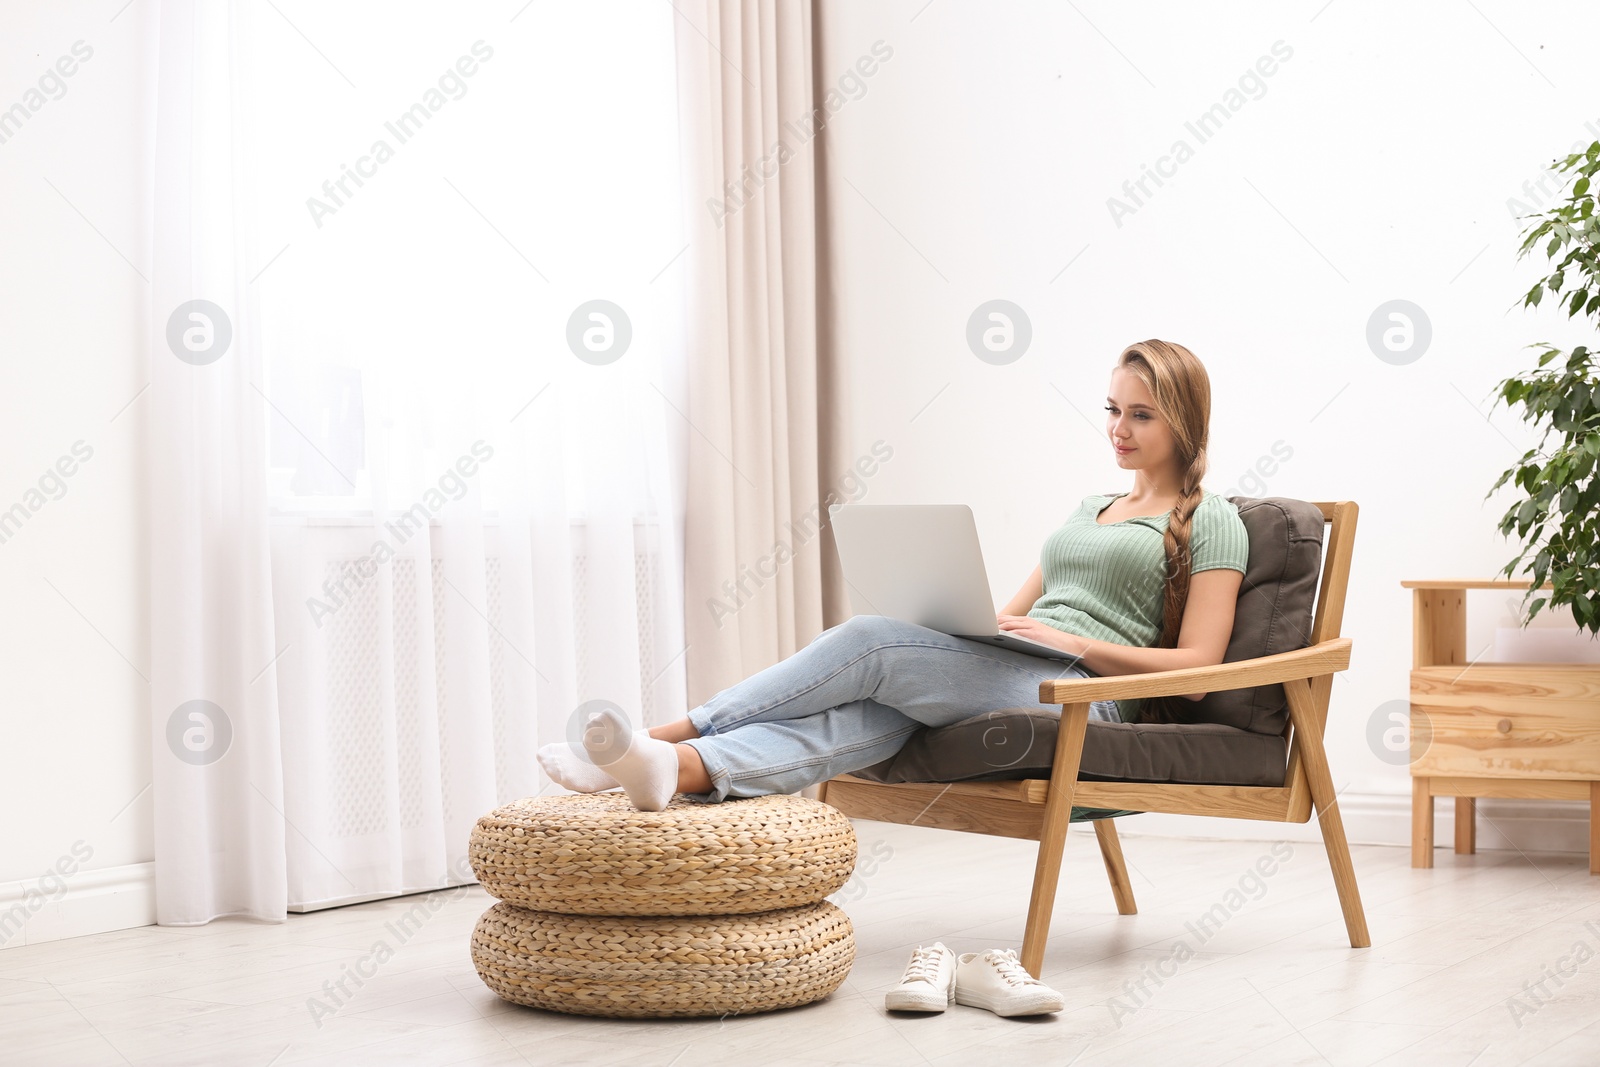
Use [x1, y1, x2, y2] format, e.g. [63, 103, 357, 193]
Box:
[812, 0, 1600, 847]
[0, 3, 157, 942]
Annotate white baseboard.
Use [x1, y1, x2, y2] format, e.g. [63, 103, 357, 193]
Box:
[1096, 791, 1594, 855]
[0, 862, 156, 951]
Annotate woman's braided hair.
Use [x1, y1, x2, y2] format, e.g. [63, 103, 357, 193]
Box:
[1115, 340, 1211, 724]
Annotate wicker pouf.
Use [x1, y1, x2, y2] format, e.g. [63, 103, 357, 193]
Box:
[467, 792, 859, 1018]
[468, 793, 857, 916]
[470, 899, 855, 1018]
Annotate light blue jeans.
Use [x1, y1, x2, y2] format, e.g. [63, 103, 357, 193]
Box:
[682, 614, 1121, 802]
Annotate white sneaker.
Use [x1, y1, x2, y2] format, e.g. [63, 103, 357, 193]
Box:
[953, 949, 1065, 1017]
[884, 942, 958, 1012]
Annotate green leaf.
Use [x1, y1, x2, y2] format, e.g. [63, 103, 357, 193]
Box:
[1576, 448, 1597, 481]
[1495, 143, 1600, 638]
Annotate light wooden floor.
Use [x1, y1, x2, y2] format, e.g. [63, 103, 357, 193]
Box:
[4, 820, 1599, 1067]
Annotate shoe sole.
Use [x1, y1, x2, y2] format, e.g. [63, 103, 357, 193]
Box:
[884, 990, 951, 1013]
[954, 990, 1064, 1017]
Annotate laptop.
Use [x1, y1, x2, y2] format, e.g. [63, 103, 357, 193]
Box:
[828, 503, 1083, 664]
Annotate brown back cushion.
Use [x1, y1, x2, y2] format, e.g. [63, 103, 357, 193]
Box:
[1179, 496, 1325, 735]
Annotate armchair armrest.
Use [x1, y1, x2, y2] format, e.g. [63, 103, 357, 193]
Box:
[1038, 638, 1352, 704]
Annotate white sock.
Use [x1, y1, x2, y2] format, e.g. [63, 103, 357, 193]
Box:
[537, 742, 620, 794]
[582, 706, 678, 812]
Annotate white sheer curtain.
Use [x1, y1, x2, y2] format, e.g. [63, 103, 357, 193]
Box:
[149, 0, 286, 925]
[150, 0, 687, 922]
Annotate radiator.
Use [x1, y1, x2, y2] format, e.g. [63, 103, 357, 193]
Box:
[284, 517, 672, 911]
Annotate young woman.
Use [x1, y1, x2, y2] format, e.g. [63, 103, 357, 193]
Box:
[539, 340, 1249, 811]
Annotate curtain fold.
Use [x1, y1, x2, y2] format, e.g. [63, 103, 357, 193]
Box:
[148, 0, 287, 923]
[676, 0, 849, 704]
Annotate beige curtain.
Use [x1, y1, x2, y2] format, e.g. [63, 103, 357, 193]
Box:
[674, 0, 849, 705]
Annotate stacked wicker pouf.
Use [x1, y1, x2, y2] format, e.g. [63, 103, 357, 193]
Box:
[467, 792, 858, 1018]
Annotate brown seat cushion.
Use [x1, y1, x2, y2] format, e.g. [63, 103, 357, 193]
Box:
[851, 709, 1288, 788]
[850, 496, 1323, 789]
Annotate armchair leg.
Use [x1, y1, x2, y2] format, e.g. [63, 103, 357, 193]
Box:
[1285, 678, 1371, 949]
[1093, 819, 1138, 915]
[1021, 702, 1091, 978]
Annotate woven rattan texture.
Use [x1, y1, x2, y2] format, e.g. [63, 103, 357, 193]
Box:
[469, 793, 857, 916]
[470, 899, 856, 1018]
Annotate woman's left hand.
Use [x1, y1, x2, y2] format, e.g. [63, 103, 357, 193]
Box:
[996, 614, 1084, 656]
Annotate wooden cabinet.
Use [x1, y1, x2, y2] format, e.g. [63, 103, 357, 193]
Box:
[1404, 580, 1600, 874]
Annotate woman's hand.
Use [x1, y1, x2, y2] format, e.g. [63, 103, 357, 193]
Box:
[996, 614, 1086, 656]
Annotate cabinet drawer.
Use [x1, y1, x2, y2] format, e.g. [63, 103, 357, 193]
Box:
[1409, 665, 1600, 780]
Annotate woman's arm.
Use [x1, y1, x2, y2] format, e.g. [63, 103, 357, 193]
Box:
[998, 564, 1044, 618]
[998, 568, 1244, 699]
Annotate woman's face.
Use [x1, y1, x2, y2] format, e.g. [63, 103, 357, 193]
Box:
[1105, 366, 1176, 473]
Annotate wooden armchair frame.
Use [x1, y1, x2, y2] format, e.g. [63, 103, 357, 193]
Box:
[820, 501, 1368, 976]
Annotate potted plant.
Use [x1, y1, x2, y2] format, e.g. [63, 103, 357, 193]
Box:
[1489, 139, 1600, 636]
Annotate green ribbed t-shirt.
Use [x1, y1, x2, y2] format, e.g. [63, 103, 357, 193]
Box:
[1027, 490, 1249, 720]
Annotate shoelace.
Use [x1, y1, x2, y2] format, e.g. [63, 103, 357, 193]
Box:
[985, 949, 1044, 988]
[901, 946, 947, 985]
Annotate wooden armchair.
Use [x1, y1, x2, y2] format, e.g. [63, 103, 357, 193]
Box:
[820, 500, 1368, 976]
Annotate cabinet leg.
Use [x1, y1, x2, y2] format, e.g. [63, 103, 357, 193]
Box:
[1454, 797, 1476, 855]
[1591, 783, 1599, 877]
[1412, 778, 1434, 869]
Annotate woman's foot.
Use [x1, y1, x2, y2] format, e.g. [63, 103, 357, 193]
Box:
[537, 742, 620, 793]
[582, 706, 679, 811]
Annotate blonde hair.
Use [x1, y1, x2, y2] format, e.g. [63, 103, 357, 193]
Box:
[1114, 340, 1212, 722]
